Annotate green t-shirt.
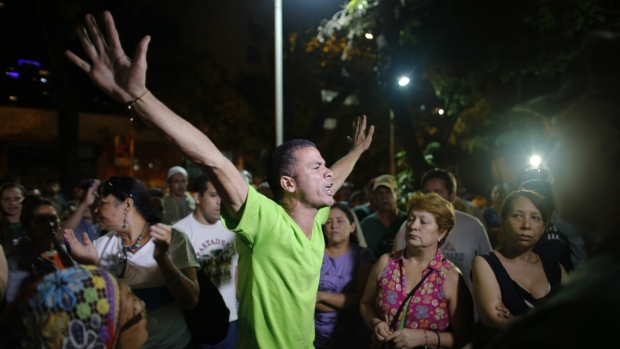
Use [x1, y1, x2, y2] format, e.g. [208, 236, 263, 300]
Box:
[221, 186, 330, 349]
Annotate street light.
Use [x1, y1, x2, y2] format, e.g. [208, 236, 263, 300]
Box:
[275, 0, 284, 146]
[529, 155, 542, 168]
[398, 76, 410, 86]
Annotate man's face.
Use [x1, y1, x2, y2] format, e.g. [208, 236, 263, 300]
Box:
[290, 147, 334, 208]
[196, 181, 221, 224]
[150, 197, 164, 222]
[169, 173, 188, 197]
[374, 186, 397, 212]
[423, 178, 454, 203]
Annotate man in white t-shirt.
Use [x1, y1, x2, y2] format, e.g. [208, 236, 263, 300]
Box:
[174, 174, 239, 349]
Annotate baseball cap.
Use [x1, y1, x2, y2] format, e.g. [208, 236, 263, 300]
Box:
[373, 174, 398, 192]
[167, 166, 188, 180]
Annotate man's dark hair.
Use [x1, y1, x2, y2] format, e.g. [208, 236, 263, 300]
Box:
[192, 174, 212, 196]
[520, 179, 555, 213]
[266, 139, 317, 201]
[148, 188, 164, 198]
[420, 169, 457, 195]
[20, 196, 56, 232]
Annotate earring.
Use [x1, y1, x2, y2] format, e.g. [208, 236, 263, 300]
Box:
[122, 215, 127, 229]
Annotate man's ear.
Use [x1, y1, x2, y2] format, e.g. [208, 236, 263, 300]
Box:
[281, 176, 296, 194]
[193, 192, 201, 204]
[449, 192, 457, 203]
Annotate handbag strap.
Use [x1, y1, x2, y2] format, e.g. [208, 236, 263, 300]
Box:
[389, 268, 433, 330]
[388, 257, 446, 330]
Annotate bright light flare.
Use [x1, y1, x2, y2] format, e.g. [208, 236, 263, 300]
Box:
[365, 33, 374, 40]
[398, 76, 410, 86]
[438, 109, 444, 115]
[529, 155, 542, 168]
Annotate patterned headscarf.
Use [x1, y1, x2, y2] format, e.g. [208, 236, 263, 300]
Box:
[16, 265, 121, 349]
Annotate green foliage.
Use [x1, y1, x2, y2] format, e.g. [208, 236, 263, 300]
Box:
[318, 0, 620, 158]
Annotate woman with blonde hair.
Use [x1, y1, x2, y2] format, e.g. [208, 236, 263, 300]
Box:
[361, 192, 473, 349]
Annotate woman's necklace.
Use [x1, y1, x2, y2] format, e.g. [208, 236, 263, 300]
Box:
[121, 222, 149, 253]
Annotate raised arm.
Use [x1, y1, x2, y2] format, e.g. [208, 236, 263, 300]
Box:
[330, 115, 374, 192]
[62, 180, 99, 231]
[65, 12, 247, 219]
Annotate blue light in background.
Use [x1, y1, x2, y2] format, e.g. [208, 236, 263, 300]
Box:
[18, 59, 41, 67]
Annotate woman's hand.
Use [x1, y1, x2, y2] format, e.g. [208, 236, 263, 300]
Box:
[496, 303, 514, 319]
[373, 320, 392, 343]
[386, 328, 425, 349]
[63, 229, 99, 265]
[84, 179, 100, 207]
[316, 291, 325, 303]
[150, 224, 172, 261]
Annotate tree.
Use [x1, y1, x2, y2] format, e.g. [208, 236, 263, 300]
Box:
[315, 0, 620, 191]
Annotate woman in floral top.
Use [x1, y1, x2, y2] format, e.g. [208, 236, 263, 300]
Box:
[361, 192, 473, 348]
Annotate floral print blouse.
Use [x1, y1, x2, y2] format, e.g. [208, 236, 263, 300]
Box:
[375, 249, 453, 334]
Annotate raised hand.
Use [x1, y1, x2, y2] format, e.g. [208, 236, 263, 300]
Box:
[64, 11, 150, 103]
[350, 115, 375, 152]
[84, 179, 100, 207]
[150, 223, 172, 261]
[63, 229, 99, 265]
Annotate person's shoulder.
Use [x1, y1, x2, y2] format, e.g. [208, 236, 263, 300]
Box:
[361, 211, 379, 223]
[353, 243, 376, 260]
[172, 214, 193, 231]
[455, 210, 485, 229]
[352, 204, 369, 213]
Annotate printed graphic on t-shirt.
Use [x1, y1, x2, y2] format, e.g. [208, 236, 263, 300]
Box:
[196, 238, 236, 286]
[442, 242, 465, 263]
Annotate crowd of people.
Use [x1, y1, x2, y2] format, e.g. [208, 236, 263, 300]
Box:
[0, 10, 618, 349]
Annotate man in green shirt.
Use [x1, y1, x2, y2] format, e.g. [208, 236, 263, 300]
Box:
[66, 12, 374, 348]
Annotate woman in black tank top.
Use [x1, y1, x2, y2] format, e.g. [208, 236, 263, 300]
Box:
[471, 190, 567, 348]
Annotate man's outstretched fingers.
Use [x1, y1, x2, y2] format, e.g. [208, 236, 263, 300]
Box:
[85, 14, 108, 54]
[64, 49, 91, 73]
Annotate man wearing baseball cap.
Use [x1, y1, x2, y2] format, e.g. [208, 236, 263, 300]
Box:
[162, 165, 196, 225]
[361, 174, 407, 257]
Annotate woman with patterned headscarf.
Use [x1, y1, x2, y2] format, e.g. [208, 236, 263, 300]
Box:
[2, 265, 147, 349]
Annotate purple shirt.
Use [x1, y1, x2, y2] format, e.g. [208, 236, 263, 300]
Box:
[314, 244, 376, 349]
